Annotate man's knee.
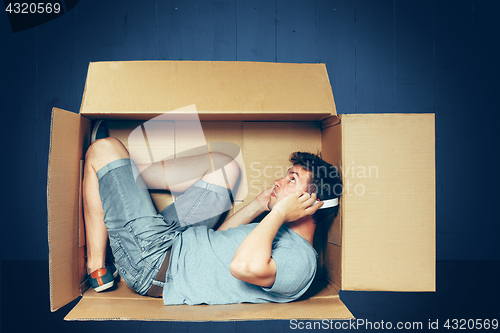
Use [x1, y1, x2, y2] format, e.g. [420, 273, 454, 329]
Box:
[209, 152, 240, 189]
[87, 137, 125, 158]
[86, 137, 130, 172]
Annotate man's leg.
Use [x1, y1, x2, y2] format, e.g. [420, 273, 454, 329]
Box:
[84, 137, 240, 274]
[136, 152, 240, 193]
[83, 137, 131, 274]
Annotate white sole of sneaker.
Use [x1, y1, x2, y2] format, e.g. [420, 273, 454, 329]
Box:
[94, 280, 114, 293]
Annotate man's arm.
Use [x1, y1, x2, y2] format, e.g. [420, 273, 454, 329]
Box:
[229, 191, 321, 287]
[217, 187, 273, 231]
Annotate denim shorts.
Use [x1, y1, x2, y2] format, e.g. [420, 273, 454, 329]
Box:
[97, 158, 232, 295]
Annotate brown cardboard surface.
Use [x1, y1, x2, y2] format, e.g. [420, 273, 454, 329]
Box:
[324, 243, 342, 291]
[78, 160, 85, 248]
[65, 281, 353, 321]
[340, 114, 435, 291]
[319, 116, 343, 289]
[47, 108, 90, 311]
[80, 61, 335, 120]
[320, 116, 342, 247]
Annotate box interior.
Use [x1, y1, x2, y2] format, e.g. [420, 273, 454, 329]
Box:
[48, 109, 351, 320]
[47, 61, 435, 321]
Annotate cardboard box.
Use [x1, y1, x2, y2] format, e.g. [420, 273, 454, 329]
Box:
[47, 61, 435, 321]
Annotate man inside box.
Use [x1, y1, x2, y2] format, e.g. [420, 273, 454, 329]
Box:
[83, 122, 342, 305]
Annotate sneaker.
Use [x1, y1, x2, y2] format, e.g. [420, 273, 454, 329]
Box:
[88, 263, 118, 292]
[91, 120, 109, 143]
[108, 262, 119, 279]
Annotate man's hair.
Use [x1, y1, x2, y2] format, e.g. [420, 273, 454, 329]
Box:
[289, 151, 342, 224]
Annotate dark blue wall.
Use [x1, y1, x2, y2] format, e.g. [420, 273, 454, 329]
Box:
[0, 0, 498, 261]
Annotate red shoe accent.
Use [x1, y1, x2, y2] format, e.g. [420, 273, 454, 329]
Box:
[91, 268, 108, 286]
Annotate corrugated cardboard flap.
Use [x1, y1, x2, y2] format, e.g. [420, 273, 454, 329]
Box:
[340, 114, 435, 292]
[47, 108, 90, 311]
[65, 280, 353, 321]
[80, 61, 335, 121]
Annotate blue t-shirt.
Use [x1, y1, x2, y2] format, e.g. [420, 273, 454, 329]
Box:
[162, 223, 317, 305]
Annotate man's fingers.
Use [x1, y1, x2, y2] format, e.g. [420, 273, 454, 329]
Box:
[306, 199, 323, 215]
[301, 192, 316, 206]
[294, 190, 304, 198]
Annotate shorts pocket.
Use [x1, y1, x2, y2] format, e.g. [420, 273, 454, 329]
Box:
[128, 217, 170, 253]
[108, 231, 139, 290]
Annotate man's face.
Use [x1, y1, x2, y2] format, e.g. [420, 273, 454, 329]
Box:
[268, 164, 312, 210]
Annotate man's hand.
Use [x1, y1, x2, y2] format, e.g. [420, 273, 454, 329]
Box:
[229, 190, 322, 287]
[229, 191, 322, 287]
[273, 191, 323, 223]
[217, 187, 273, 231]
[253, 186, 274, 212]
